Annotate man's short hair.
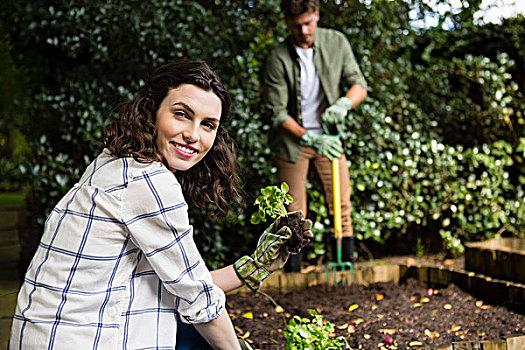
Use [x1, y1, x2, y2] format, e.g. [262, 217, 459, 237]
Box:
[280, 0, 319, 18]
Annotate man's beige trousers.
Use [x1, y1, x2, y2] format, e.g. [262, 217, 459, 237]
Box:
[276, 146, 354, 237]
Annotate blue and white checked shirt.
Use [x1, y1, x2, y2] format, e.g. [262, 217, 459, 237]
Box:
[10, 149, 225, 349]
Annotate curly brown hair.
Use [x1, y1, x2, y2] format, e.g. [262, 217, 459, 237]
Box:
[280, 0, 319, 18]
[104, 60, 241, 218]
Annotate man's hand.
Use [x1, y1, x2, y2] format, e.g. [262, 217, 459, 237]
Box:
[233, 211, 313, 292]
[300, 131, 343, 160]
[322, 97, 353, 125]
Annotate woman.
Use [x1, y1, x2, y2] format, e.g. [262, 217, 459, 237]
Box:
[10, 60, 312, 349]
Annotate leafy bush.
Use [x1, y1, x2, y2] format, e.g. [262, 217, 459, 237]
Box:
[1, 0, 523, 268]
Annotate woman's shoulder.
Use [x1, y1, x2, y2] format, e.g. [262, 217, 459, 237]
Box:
[79, 149, 178, 192]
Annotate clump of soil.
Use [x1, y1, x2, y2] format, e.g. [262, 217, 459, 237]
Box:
[228, 279, 525, 349]
[276, 212, 308, 253]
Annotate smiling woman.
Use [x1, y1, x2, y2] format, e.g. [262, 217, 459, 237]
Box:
[155, 85, 222, 172]
[8, 60, 313, 350]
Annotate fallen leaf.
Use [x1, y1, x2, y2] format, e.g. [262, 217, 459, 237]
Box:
[379, 329, 397, 335]
[413, 303, 422, 308]
[450, 324, 461, 332]
[242, 312, 253, 319]
[234, 326, 244, 333]
[353, 318, 364, 325]
[376, 294, 384, 301]
[443, 304, 452, 310]
[372, 304, 378, 310]
[337, 323, 349, 329]
[424, 329, 440, 339]
[364, 334, 371, 339]
[348, 304, 359, 312]
[274, 305, 284, 313]
[420, 297, 430, 303]
[239, 331, 251, 339]
[409, 341, 423, 346]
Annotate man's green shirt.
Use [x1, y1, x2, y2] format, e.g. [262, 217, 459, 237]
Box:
[263, 27, 367, 163]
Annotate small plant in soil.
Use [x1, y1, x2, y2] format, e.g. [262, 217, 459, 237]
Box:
[251, 182, 307, 253]
[284, 309, 350, 350]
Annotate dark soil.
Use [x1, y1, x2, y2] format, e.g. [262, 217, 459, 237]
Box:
[277, 212, 307, 253]
[228, 279, 525, 349]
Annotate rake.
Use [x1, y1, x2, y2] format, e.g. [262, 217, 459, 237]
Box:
[324, 125, 353, 286]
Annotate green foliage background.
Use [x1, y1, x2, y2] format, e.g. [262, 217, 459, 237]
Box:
[1, 0, 523, 268]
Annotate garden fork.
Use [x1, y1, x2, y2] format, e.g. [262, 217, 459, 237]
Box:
[323, 123, 354, 286]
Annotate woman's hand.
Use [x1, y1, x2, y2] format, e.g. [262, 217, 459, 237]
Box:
[233, 211, 313, 291]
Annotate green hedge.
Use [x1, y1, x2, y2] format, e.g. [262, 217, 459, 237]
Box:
[1, 0, 523, 268]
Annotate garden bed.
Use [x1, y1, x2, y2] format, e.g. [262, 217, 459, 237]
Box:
[228, 262, 525, 349]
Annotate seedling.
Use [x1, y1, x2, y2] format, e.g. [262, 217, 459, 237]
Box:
[251, 182, 308, 253]
[284, 309, 350, 350]
[250, 182, 293, 225]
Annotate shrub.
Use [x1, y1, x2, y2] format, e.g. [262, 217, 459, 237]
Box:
[1, 0, 523, 268]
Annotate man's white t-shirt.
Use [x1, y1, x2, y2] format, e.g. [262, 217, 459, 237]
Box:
[295, 46, 328, 135]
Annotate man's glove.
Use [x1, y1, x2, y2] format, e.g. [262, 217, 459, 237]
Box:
[234, 211, 313, 292]
[300, 131, 343, 160]
[322, 97, 353, 125]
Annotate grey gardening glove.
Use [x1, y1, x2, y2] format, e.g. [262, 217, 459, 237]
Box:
[234, 211, 313, 292]
[321, 97, 353, 125]
[300, 131, 343, 160]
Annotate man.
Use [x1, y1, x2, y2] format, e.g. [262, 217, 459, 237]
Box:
[263, 0, 367, 272]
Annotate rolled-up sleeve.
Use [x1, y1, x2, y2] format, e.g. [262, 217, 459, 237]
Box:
[263, 51, 294, 129]
[339, 32, 367, 90]
[121, 168, 225, 324]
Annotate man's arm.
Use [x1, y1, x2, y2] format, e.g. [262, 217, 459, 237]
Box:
[281, 117, 307, 141]
[263, 50, 294, 130]
[344, 84, 367, 108]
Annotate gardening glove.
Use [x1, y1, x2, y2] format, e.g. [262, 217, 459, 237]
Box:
[300, 131, 343, 160]
[321, 97, 353, 125]
[234, 211, 313, 292]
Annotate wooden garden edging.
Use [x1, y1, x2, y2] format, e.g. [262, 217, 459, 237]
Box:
[465, 238, 525, 285]
[228, 262, 525, 350]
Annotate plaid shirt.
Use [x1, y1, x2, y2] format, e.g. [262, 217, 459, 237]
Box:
[10, 149, 225, 349]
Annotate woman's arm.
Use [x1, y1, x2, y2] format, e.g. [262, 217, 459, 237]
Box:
[193, 308, 242, 350]
[211, 265, 244, 293]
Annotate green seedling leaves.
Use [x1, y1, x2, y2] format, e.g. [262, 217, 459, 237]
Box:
[284, 309, 349, 350]
[250, 182, 294, 225]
